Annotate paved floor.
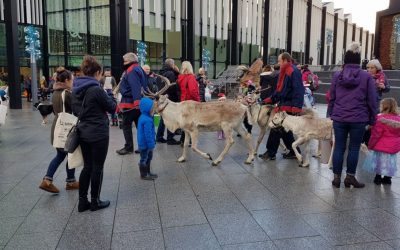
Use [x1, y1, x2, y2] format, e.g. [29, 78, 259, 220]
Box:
[0, 102, 400, 250]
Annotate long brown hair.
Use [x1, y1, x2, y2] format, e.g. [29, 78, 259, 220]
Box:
[380, 98, 399, 115]
[81, 55, 102, 77]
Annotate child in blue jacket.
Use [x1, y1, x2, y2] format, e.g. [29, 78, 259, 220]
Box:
[137, 97, 158, 180]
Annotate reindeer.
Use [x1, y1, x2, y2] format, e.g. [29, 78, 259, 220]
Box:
[236, 58, 264, 88]
[269, 110, 334, 167]
[145, 75, 255, 166]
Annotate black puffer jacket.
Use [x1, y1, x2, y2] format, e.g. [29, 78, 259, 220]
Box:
[197, 75, 207, 102]
[159, 65, 180, 102]
[72, 76, 117, 143]
[259, 71, 278, 100]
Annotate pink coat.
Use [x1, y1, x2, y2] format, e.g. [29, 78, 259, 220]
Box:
[368, 114, 400, 154]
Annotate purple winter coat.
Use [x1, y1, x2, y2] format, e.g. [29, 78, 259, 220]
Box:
[328, 64, 378, 125]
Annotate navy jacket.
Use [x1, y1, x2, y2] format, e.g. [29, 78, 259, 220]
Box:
[119, 64, 148, 108]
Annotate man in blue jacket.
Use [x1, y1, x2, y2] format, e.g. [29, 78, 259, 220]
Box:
[259, 52, 305, 161]
[116, 53, 149, 155]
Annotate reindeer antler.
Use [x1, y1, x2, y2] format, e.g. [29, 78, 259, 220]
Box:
[142, 74, 176, 99]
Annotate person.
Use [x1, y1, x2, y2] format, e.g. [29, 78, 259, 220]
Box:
[116, 53, 148, 155]
[39, 76, 48, 101]
[71, 55, 117, 212]
[197, 68, 208, 102]
[177, 61, 200, 144]
[142, 65, 159, 93]
[100, 68, 118, 126]
[260, 52, 305, 161]
[363, 98, 400, 185]
[48, 72, 57, 99]
[301, 65, 316, 108]
[137, 97, 158, 180]
[39, 67, 79, 194]
[328, 43, 377, 189]
[217, 92, 226, 140]
[24, 76, 32, 102]
[156, 58, 181, 145]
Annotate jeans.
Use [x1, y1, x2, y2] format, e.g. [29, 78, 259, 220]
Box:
[139, 149, 153, 166]
[266, 128, 296, 157]
[122, 109, 141, 150]
[45, 148, 76, 182]
[79, 138, 109, 200]
[156, 117, 175, 140]
[332, 121, 367, 175]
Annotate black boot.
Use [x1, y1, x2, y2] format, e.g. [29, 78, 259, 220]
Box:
[90, 199, 110, 211]
[139, 164, 157, 180]
[382, 176, 392, 185]
[332, 174, 341, 188]
[373, 174, 382, 185]
[78, 197, 91, 212]
[147, 164, 158, 179]
[344, 174, 365, 188]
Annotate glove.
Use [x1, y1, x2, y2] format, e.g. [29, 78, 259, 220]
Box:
[263, 97, 272, 104]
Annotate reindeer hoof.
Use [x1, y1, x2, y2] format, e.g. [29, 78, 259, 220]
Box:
[312, 154, 321, 158]
[211, 161, 219, 166]
[207, 153, 213, 161]
[177, 157, 186, 163]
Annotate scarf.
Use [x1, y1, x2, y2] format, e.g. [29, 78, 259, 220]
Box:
[276, 62, 293, 92]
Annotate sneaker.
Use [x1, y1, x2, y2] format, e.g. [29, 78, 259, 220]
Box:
[167, 139, 181, 145]
[382, 176, 392, 185]
[65, 181, 79, 190]
[134, 149, 140, 154]
[141, 173, 158, 180]
[282, 152, 297, 159]
[39, 179, 60, 193]
[157, 138, 167, 143]
[116, 148, 133, 155]
[373, 175, 382, 185]
[259, 152, 276, 161]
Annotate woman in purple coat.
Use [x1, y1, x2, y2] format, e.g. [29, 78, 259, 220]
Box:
[328, 43, 378, 189]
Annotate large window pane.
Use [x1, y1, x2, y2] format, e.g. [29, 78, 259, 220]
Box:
[90, 6, 111, 54]
[66, 8, 87, 54]
[166, 19, 181, 61]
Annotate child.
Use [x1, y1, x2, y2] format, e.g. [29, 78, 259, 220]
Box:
[217, 93, 226, 140]
[363, 98, 400, 185]
[137, 97, 158, 180]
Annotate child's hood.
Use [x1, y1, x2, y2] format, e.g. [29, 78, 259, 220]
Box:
[378, 114, 400, 131]
[139, 97, 154, 116]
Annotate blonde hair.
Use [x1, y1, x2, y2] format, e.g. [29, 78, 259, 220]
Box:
[181, 61, 194, 75]
[380, 98, 399, 115]
[198, 67, 205, 75]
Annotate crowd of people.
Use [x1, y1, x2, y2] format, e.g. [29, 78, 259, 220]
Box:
[36, 42, 399, 213]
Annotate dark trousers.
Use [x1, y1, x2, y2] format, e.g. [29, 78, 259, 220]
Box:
[266, 128, 296, 157]
[139, 149, 153, 166]
[156, 117, 175, 140]
[332, 121, 366, 175]
[25, 88, 31, 101]
[79, 138, 109, 201]
[122, 109, 141, 150]
[45, 148, 75, 182]
[243, 116, 253, 134]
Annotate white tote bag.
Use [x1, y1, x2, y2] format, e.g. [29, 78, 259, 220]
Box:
[0, 99, 8, 125]
[68, 146, 83, 169]
[53, 90, 78, 148]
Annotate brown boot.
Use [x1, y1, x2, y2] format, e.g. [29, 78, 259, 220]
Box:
[39, 179, 60, 193]
[65, 181, 79, 190]
[332, 174, 341, 188]
[344, 174, 365, 188]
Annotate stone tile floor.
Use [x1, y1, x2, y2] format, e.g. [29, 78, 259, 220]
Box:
[0, 102, 399, 250]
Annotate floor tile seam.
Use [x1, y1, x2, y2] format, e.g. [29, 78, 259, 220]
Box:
[53, 195, 80, 249]
[380, 208, 400, 220]
[109, 155, 125, 250]
[220, 239, 278, 247]
[3, 189, 46, 248]
[180, 165, 227, 247]
[153, 181, 167, 250]
[332, 239, 393, 247]
[212, 168, 274, 242]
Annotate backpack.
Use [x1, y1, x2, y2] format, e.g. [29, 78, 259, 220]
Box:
[307, 73, 319, 91]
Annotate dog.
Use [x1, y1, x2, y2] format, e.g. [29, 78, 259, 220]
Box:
[33, 102, 53, 125]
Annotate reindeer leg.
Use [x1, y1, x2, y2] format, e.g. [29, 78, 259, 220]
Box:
[313, 139, 322, 158]
[255, 126, 266, 155]
[189, 131, 213, 161]
[327, 133, 335, 169]
[301, 141, 311, 167]
[292, 137, 306, 166]
[178, 131, 190, 162]
[236, 125, 255, 164]
[212, 125, 234, 166]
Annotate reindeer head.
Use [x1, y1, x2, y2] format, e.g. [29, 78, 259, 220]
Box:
[236, 58, 263, 88]
[269, 111, 287, 128]
[142, 74, 175, 113]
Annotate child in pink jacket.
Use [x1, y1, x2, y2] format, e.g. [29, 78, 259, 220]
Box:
[363, 98, 400, 185]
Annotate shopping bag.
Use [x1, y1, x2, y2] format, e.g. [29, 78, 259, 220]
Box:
[68, 146, 83, 169]
[154, 114, 160, 127]
[0, 99, 7, 125]
[53, 91, 78, 148]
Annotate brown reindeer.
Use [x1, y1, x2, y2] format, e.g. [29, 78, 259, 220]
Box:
[146, 75, 255, 166]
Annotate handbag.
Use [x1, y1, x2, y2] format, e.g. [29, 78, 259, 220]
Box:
[64, 94, 87, 153]
[0, 98, 7, 125]
[53, 90, 78, 148]
[68, 146, 83, 169]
